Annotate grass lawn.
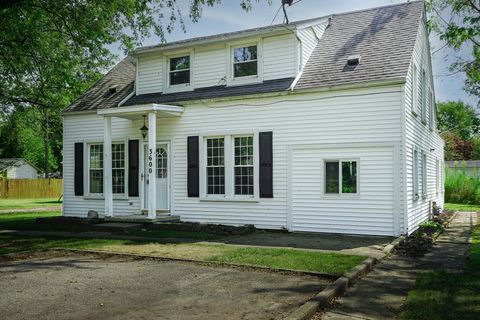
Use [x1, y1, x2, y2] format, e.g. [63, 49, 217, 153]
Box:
[0, 198, 62, 210]
[0, 211, 61, 230]
[400, 224, 480, 320]
[444, 203, 480, 212]
[0, 212, 366, 275]
[0, 234, 365, 275]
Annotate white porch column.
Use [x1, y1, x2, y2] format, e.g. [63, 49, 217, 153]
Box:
[103, 116, 113, 217]
[147, 111, 157, 219]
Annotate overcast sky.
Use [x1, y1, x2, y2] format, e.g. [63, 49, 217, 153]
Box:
[120, 0, 478, 106]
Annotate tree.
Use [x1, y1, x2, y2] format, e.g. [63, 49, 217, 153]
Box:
[0, 0, 262, 176]
[436, 100, 480, 139]
[427, 0, 480, 102]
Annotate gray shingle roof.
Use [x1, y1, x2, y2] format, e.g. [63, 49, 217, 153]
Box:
[123, 77, 294, 106]
[63, 1, 424, 114]
[63, 57, 136, 113]
[295, 1, 423, 90]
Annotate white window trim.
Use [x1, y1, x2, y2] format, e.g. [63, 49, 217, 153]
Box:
[421, 151, 427, 199]
[436, 158, 440, 195]
[226, 39, 263, 86]
[411, 62, 418, 116]
[163, 50, 194, 93]
[199, 132, 259, 202]
[322, 158, 360, 197]
[413, 147, 419, 201]
[429, 88, 435, 131]
[421, 68, 427, 124]
[84, 140, 129, 200]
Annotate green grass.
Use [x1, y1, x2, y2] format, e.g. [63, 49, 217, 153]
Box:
[0, 234, 132, 255]
[0, 211, 61, 230]
[444, 203, 480, 212]
[400, 225, 480, 320]
[0, 198, 62, 210]
[208, 247, 365, 275]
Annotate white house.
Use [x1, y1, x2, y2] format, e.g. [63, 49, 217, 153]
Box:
[0, 158, 39, 179]
[62, 1, 444, 236]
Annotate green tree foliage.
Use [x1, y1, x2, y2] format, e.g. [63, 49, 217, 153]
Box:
[437, 100, 480, 159]
[427, 0, 480, 101]
[0, 0, 263, 176]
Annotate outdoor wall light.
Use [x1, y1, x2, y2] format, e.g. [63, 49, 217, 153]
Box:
[140, 115, 148, 140]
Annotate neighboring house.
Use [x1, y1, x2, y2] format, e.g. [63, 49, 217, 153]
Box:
[62, 1, 444, 236]
[0, 158, 39, 179]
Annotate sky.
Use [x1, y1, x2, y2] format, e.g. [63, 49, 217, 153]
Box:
[117, 0, 478, 107]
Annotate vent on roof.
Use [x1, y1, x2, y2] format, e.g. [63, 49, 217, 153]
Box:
[109, 85, 117, 94]
[347, 54, 361, 66]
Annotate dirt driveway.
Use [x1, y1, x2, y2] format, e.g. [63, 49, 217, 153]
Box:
[0, 252, 330, 320]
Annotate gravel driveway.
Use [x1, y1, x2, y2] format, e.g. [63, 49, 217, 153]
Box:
[0, 252, 329, 320]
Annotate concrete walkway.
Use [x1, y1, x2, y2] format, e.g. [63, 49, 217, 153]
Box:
[318, 212, 478, 320]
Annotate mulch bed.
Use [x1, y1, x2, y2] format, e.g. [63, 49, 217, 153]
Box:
[394, 211, 454, 258]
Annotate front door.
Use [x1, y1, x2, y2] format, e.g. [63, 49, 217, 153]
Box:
[144, 142, 169, 211]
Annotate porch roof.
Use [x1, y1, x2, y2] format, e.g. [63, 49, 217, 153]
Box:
[97, 103, 184, 120]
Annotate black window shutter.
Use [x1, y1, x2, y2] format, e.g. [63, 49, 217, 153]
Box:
[187, 136, 199, 197]
[128, 140, 139, 197]
[259, 132, 273, 198]
[74, 142, 84, 196]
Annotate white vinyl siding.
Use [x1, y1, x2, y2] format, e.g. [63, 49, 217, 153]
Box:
[421, 68, 427, 123]
[421, 151, 427, 198]
[194, 47, 226, 88]
[5, 163, 37, 179]
[404, 16, 444, 234]
[137, 52, 163, 95]
[64, 85, 405, 236]
[413, 149, 419, 201]
[291, 145, 395, 236]
[263, 34, 296, 80]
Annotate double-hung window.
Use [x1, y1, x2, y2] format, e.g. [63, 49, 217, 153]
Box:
[421, 69, 427, 123]
[429, 89, 435, 130]
[89, 144, 104, 194]
[324, 160, 358, 194]
[234, 136, 254, 195]
[421, 152, 427, 198]
[169, 55, 190, 86]
[203, 134, 257, 199]
[206, 137, 225, 195]
[413, 149, 419, 200]
[233, 45, 258, 78]
[411, 63, 418, 115]
[88, 142, 126, 196]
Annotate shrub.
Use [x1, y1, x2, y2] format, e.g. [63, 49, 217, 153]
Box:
[445, 167, 480, 204]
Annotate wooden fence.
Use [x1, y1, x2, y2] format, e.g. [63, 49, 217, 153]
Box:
[0, 179, 63, 199]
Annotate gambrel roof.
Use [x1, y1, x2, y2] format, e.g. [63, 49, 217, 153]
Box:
[63, 1, 424, 113]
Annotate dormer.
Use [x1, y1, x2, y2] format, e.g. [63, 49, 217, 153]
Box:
[134, 17, 330, 96]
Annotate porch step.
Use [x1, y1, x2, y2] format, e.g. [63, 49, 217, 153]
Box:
[92, 222, 143, 231]
[104, 215, 180, 224]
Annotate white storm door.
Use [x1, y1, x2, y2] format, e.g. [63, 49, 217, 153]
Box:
[144, 142, 170, 211]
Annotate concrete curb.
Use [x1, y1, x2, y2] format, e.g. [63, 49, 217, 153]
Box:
[382, 236, 405, 256]
[283, 257, 377, 320]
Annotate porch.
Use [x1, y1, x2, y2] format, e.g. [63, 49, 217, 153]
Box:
[97, 103, 184, 220]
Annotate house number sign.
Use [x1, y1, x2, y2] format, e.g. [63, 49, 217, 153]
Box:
[148, 148, 156, 174]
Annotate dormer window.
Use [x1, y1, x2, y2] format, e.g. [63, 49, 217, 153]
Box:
[169, 55, 190, 85]
[233, 45, 258, 78]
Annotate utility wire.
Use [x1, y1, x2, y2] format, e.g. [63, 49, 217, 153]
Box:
[270, 4, 282, 25]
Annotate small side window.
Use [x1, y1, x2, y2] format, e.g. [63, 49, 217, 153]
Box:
[324, 160, 358, 195]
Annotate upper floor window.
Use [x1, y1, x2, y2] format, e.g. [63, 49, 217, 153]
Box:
[429, 89, 435, 130]
[421, 69, 427, 123]
[169, 55, 190, 85]
[233, 45, 258, 78]
[411, 63, 418, 115]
